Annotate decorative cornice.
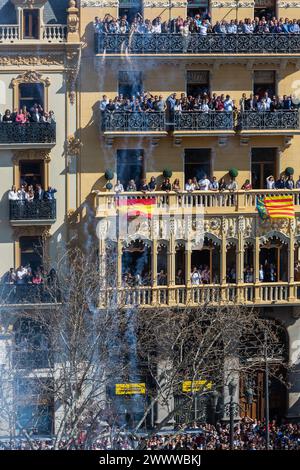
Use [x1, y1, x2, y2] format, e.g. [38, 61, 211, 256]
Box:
[0, 54, 64, 67]
[278, 2, 300, 6]
[80, 0, 119, 6]
[143, 1, 187, 6]
[211, 1, 254, 6]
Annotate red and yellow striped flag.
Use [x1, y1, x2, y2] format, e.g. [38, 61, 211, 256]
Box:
[117, 197, 156, 219]
[263, 195, 295, 219]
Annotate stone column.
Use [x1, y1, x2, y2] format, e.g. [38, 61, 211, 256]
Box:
[117, 239, 122, 288]
[254, 235, 261, 303]
[185, 239, 191, 303]
[155, 358, 175, 430]
[289, 226, 295, 301]
[152, 239, 158, 305]
[168, 234, 176, 305]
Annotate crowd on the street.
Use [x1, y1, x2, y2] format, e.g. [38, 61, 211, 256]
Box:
[0, 105, 55, 124]
[101, 91, 298, 115]
[143, 420, 300, 450]
[2, 419, 300, 450]
[3, 265, 58, 287]
[8, 184, 57, 202]
[94, 13, 300, 35]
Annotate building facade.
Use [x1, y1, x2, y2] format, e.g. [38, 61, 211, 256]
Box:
[1, 0, 300, 436]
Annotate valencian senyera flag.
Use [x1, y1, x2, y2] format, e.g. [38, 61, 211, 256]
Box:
[117, 197, 156, 219]
[256, 195, 295, 220]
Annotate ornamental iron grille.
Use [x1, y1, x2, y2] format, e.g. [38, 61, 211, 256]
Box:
[0, 284, 60, 305]
[9, 200, 56, 221]
[0, 123, 56, 144]
[174, 111, 234, 131]
[239, 110, 300, 130]
[95, 33, 300, 54]
[103, 112, 165, 132]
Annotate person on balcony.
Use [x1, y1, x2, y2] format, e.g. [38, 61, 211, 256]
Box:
[30, 104, 43, 122]
[148, 176, 156, 191]
[241, 179, 252, 190]
[114, 180, 124, 193]
[44, 187, 57, 200]
[34, 184, 45, 201]
[161, 178, 172, 191]
[209, 176, 219, 191]
[266, 175, 276, 189]
[26, 188, 35, 202]
[285, 175, 295, 189]
[199, 174, 211, 191]
[15, 108, 28, 124]
[172, 178, 181, 191]
[126, 180, 137, 191]
[17, 184, 27, 201]
[157, 269, 167, 285]
[139, 178, 149, 192]
[191, 267, 201, 285]
[185, 178, 195, 192]
[2, 109, 13, 122]
[275, 175, 286, 189]
[8, 185, 19, 201]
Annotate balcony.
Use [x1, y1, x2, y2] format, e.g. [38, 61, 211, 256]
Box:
[0, 24, 67, 43]
[100, 282, 300, 309]
[0, 122, 56, 148]
[9, 200, 56, 226]
[102, 111, 167, 137]
[94, 189, 300, 217]
[95, 33, 300, 56]
[0, 284, 60, 306]
[174, 111, 234, 135]
[238, 110, 300, 135]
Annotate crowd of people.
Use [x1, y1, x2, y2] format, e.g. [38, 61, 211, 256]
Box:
[111, 173, 300, 194]
[143, 420, 300, 450]
[8, 184, 57, 203]
[0, 105, 55, 124]
[101, 91, 298, 116]
[2, 419, 299, 450]
[3, 265, 58, 287]
[94, 13, 300, 36]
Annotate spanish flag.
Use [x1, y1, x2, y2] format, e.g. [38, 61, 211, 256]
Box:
[256, 195, 295, 220]
[117, 197, 156, 219]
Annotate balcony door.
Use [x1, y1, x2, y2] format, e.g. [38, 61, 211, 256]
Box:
[119, 1, 143, 23]
[185, 148, 211, 182]
[23, 9, 40, 39]
[19, 160, 44, 188]
[187, 1, 209, 18]
[251, 148, 277, 189]
[253, 70, 276, 99]
[19, 83, 44, 111]
[117, 149, 144, 188]
[20, 236, 43, 272]
[254, 0, 276, 20]
[186, 70, 210, 98]
[118, 71, 143, 100]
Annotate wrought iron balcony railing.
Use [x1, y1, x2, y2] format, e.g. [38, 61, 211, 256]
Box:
[174, 111, 234, 131]
[103, 111, 166, 132]
[0, 284, 61, 305]
[95, 33, 300, 55]
[238, 110, 300, 130]
[9, 200, 57, 222]
[0, 122, 56, 144]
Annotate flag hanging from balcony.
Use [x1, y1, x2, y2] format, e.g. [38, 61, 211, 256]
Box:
[256, 195, 295, 220]
[117, 197, 156, 219]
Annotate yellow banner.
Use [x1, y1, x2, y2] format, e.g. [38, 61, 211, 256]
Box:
[115, 383, 146, 395]
[182, 380, 212, 393]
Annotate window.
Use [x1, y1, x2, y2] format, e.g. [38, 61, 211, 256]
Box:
[187, 1, 209, 19]
[186, 71, 210, 98]
[20, 237, 43, 272]
[251, 148, 277, 189]
[19, 83, 44, 111]
[117, 149, 144, 187]
[118, 71, 143, 100]
[23, 9, 40, 39]
[184, 149, 211, 182]
[253, 70, 276, 98]
[254, 0, 276, 20]
[19, 160, 44, 187]
[119, 1, 143, 23]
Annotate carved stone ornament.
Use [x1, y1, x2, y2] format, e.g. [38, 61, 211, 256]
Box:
[211, 1, 254, 6]
[67, 0, 80, 39]
[13, 149, 51, 163]
[81, 0, 119, 6]
[278, 2, 300, 6]
[11, 0, 48, 8]
[0, 55, 64, 67]
[11, 70, 50, 87]
[67, 135, 82, 156]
